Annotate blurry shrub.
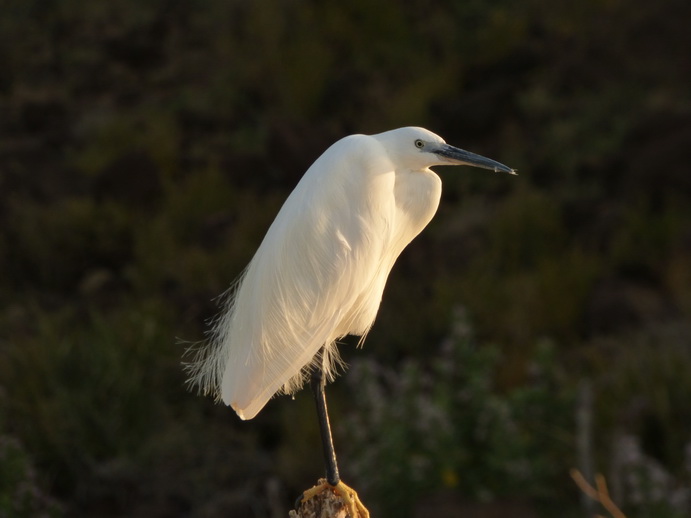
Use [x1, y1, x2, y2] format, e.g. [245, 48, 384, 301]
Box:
[592, 329, 691, 485]
[0, 300, 179, 490]
[609, 434, 690, 518]
[485, 188, 565, 273]
[5, 197, 134, 293]
[665, 250, 691, 318]
[609, 202, 685, 281]
[0, 298, 278, 516]
[454, 188, 599, 346]
[72, 110, 180, 181]
[0, 435, 62, 518]
[341, 308, 576, 516]
[127, 165, 282, 295]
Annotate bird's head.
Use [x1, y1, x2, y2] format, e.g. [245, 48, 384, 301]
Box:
[374, 126, 517, 175]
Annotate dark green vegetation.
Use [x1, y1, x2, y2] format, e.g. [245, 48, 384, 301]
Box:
[1, 1, 690, 516]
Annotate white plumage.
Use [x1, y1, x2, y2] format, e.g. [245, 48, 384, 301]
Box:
[186, 127, 515, 419]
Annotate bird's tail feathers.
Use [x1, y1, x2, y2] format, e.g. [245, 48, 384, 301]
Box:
[183, 271, 247, 400]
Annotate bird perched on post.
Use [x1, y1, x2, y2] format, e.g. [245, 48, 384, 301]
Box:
[187, 126, 516, 517]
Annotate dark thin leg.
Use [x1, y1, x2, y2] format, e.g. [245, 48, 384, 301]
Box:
[311, 354, 340, 487]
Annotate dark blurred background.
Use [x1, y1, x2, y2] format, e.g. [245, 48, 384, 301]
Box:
[1, 1, 690, 517]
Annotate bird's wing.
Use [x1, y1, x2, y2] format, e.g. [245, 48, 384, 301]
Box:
[213, 135, 396, 419]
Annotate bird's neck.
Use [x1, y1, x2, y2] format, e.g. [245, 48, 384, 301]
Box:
[393, 169, 442, 245]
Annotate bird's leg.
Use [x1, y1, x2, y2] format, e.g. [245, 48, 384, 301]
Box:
[296, 351, 369, 518]
[311, 361, 340, 486]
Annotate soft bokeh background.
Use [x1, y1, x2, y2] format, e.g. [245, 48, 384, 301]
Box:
[1, 1, 690, 517]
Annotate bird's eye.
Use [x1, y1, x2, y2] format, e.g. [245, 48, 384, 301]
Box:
[414, 139, 425, 149]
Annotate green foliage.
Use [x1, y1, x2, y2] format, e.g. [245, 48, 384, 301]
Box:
[597, 334, 691, 479]
[0, 301, 178, 483]
[341, 310, 576, 516]
[0, 436, 62, 518]
[448, 188, 600, 347]
[0, 299, 271, 516]
[71, 110, 181, 180]
[126, 166, 280, 294]
[609, 202, 686, 279]
[5, 197, 134, 293]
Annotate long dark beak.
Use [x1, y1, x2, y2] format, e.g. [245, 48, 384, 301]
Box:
[436, 143, 517, 175]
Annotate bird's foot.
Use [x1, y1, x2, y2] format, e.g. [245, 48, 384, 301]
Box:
[297, 478, 369, 518]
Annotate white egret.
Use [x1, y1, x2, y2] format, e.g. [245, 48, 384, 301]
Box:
[187, 126, 516, 517]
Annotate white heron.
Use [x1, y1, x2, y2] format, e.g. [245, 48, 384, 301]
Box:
[187, 126, 516, 517]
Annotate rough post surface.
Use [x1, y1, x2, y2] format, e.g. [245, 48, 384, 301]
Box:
[288, 479, 350, 518]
